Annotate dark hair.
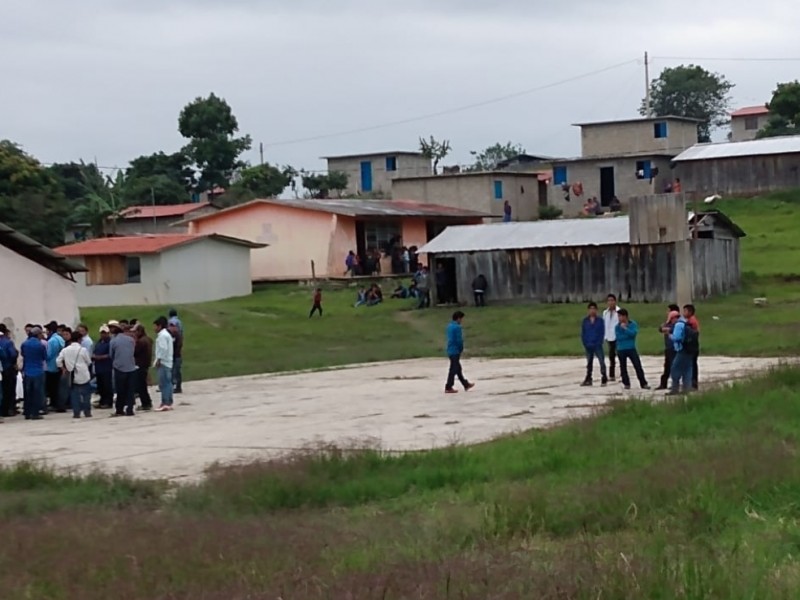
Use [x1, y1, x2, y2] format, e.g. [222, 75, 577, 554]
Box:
[607, 294, 617, 301]
[130, 319, 138, 326]
[119, 320, 129, 326]
[587, 302, 598, 309]
[154, 316, 169, 329]
[168, 309, 178, 317]
[668, 304, 680, 312]
[71, 331, 83, 343]
[0, 324, 8, 334]
[25, 323, 33, 329]
[77, 323, 88, 331]
[617, 308, 629, 317]
[452, 311, 465, 321]
[683, 304, 696, 316]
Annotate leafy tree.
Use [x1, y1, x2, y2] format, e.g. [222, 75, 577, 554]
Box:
[419, 136, 451, 175]
[0, 140, 68, 247]
[178, 93, 252, 191]
[124, 151, 196, 205]
[301, 170, 349, 199]
[757, 81, 800, 138]
[468, 142, 526, 172]
[48, 162, 103, 203]
[70, 170, 130, 237]
[219, 163, 296, 206]
[641, 65, 734, 142]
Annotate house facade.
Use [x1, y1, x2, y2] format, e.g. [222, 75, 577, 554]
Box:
[730, 106, 770, 142]
[391, 172, 549, 222]
[324, 151, 432, 196]
[115, 202, 219, 235]
[0, 222, 84, 341]
[181, 198, 487, 280]
[54, 234, 262, 307]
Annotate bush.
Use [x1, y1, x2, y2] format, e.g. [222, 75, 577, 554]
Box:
[538, 205, 563, 220]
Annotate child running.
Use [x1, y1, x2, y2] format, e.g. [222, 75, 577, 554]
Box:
[445, 311, 475, 394]
[309, 288, 323, 318]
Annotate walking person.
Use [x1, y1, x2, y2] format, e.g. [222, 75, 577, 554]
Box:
[56, 331, 93, 419]
[603, 294, 621, 381]
[133, 324, 154, 411]
[168, 321, 183, 394]
[683, 304, 701, 390]
[92, 325, 114, 408]
[657, 306, 681, 390]
[416, 266, 431, 309]
[153, 317, 175, 412]
[581, 302, 608, 387]
[444, 311, 475, 394]
[471, 274, 488, 307]
[309, 288, 323, 318]
[0, 324, 19, 418]
[20, 327, 47, 420]
[614, 309, 650, 390]
[667, 312, 699, 396]
[108, 321, 137, 417]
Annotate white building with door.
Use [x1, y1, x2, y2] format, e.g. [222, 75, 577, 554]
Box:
[324, 151, 432, 196]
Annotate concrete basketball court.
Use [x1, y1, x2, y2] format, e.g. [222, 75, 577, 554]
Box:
[0, 356, 783, 482]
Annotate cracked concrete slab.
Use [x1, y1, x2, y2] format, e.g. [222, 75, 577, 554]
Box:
[0, 356, 784, 482]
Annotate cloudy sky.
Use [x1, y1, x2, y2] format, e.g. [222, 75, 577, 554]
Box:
[3, 0, 799, 174]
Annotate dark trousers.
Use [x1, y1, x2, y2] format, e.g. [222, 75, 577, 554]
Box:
[135, 368, 152, 409]
[96, 371, 113, 407]
[173, 357, 183, 392]
[436, 284, 447, 304]
[22, 374, 44, 419]
[606, 341, 617, 379]
[618, 349, 648, 388]
[473, 291, 486, 307]
[584, 345, 607, 381]
[45, 371, 63, 410]
[660, 348, 677, 388]
[446, 355, 469, 390]
[114, 369, 135, 415]
[691, 353, 699, 389]
[309, 303, 323, 317]
[1, 367, 17, 416]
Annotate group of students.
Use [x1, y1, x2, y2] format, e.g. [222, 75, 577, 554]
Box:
[0, 309, 185, 422]
[581, 294, 700, 394]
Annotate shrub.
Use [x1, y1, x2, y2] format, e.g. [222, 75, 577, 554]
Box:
[538, 205, 563, 220]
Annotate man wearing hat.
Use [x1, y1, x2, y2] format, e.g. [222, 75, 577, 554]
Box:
[108, 320, 137, 416]
[92, 325, 114, 409]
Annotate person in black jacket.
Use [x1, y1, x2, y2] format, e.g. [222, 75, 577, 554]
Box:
[471, 274, 488, 307]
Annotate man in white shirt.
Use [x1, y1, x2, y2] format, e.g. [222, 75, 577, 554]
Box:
[153, 316, 175, 412]
[56, 331, 93, 419]
[602, 293, 621, 381]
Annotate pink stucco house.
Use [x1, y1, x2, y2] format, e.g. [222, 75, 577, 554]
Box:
[178, 198, 488, 280]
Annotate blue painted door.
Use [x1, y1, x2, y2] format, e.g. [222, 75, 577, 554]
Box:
[360, 161, 373, 192]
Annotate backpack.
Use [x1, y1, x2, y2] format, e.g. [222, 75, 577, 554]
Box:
[682, 325, 700, 355]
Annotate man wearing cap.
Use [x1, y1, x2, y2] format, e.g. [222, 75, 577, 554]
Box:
[92, 325, 114, 409]
[108, 321, 137, 416]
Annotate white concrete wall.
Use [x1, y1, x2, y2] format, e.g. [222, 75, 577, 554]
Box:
[730, 115, 769, 142]
[0, 244, 80, 342]
[72, 254, 161, 307]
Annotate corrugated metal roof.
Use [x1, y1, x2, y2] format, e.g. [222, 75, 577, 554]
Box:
[418, 217, 631, 254]
[572, 115, 703, 127]
[0, 221, 87, 276]
[731, 105, 769, 117]
[673, 135, 800, 162]
[120, 202, 213, 220]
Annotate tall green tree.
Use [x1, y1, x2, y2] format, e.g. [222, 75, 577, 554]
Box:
[641, 65, 734, 142]
[123, 151, 196, 205]
[419, 136, 451, 175]
[178, 93, 252, 191]
[48, 162, 103, 203]
[0, 140, 68, 247]
[219, 163, 296, 207]
[301, 170, 349, 199]
[468, 142, 526, 172]
[757, 81, 800, 138]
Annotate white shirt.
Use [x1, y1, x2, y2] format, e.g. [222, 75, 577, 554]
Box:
[56, 344, 92, 385]
[602, 306, 621, 342]
[154, 328, 174, 369]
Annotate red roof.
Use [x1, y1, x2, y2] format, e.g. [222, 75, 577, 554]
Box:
[120, 202, 212, 220]
[54, 234, 264, 257]
[731, 105, 769, 117]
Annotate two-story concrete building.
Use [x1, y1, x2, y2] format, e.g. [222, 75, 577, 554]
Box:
[730, 106, 770, 142]
[548, 116, 700, 216]
[324, 151, 432, 196]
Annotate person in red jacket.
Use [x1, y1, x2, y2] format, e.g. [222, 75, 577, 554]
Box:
[309, 288, 323, 318]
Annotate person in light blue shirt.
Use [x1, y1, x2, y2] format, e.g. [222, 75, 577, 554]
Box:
[614, 309, 650, 391]
[668, 316, 694, 395]
[445, 311, 475, 394]
[45, 324, 66, 412]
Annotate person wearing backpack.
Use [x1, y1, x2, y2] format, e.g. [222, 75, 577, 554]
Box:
[668, 313, 698, 395]
[683, 304, 701, 390]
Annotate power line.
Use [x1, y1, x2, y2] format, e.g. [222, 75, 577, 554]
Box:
[261, 59, 640, 148]
[653, 56, 800, 62]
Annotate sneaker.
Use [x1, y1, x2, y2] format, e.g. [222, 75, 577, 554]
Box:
[655, 385, 668, 391]
[445, 389, 458, 395]
[110, 413, 125, 418]
[140, 406, 153, 412]
[464, 383, 476, 392]
[641, 384, 651, 390]
[601, 376, 608, 386]
[623, 385, 631, 390]
[580, 380, 592, 387]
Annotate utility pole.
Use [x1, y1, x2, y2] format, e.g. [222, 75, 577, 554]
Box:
[150, 187, 157, 233]
[259, 142, 264, 166]
[644, 51, 652, 118]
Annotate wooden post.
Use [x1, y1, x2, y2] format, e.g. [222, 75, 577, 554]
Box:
[311, 260, 316, 282]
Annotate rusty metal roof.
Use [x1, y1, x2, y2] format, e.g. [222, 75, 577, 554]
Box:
[0, 221, 87, 276]
[673, 135, 800, 162]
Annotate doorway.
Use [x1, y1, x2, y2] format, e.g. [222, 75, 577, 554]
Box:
[360, 161, 373, 193]
[600, 166, 615, 206]
[435, 257, 458, 305]
[355, 221, 366, 259]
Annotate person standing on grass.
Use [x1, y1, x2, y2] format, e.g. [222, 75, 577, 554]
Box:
[133, 324, 154, 411]
[657, 307, 681, 390]
[471, 274, 488, 307]
[614, 309, 650, 391]
[668, 312, 697, 396]
[309, 288, 323, 318]
[20, 327, 47, 421]
[168, 309, 184, 336]
[109, 322, 137, 417]
[581, 302, 608, 387]
[416, 266, 431, 309]
[153, 317, 174, 412]
[93, 325, 114, 409]
[445, 311, 475, 395]
[57, 331, 93, 419]
[0, 324, 19, 418]
[168, 321, 184, 394]
[683, 304, 701, 390]
[603, 294, 621, 381]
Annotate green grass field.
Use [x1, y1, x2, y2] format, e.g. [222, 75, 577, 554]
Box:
[5, 191, 800, 599]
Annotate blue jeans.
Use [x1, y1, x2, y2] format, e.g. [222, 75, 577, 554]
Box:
[172, 358, 183, 392]
[670, 351, 694, 392]
[159, 365, 174, 406]
[584, 345, 607, 381]
[22, 374, 45, 418]
[70, 382, 92, 417]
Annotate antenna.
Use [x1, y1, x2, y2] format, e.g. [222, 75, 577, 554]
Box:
[644, 51, 652, 117]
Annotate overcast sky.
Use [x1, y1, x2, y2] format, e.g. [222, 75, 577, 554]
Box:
[3, 0, 800, 174]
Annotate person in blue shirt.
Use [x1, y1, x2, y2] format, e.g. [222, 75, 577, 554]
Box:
[92, 325, 114, 408]
[580, 302, 608, 387]
[20, 327, 47, 420]
[0, 324, 20, 418]
[44, 323, 66, 412]
[668, 314, 694, 395]
[445, 311, 475, 394]
[614, 309, 650, 390]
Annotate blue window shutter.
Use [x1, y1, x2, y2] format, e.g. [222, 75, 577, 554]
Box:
[553, 166, 568, 186]
[385, 156, 397, 172]
[494, 180, 503, 199]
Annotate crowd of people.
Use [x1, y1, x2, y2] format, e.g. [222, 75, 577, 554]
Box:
[0, 309, 185, 423]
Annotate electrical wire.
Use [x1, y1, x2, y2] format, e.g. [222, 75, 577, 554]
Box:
[653, 56, 800, 62]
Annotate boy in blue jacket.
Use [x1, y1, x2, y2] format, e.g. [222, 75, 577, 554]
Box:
[581, 302, 608, 386]
[445, 311, 475, 394]
[614, 309, 650, 390]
